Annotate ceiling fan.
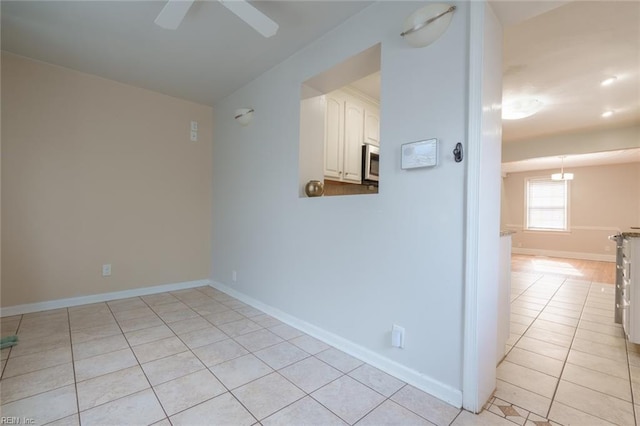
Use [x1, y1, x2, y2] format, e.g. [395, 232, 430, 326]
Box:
[155, 0, 279, 38]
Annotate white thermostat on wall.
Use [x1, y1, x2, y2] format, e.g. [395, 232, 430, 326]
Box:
[401, 138, 438, 169]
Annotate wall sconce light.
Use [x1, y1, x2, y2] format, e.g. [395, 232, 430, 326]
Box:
[234, 108, 254, 126]
[400, 3, 456, 48]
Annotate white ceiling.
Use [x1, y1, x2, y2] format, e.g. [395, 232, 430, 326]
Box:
[1, 1, 372, 106]
[499, 0, 640, 144]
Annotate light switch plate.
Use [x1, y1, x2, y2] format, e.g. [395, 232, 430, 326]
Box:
[391, 324, 405, 348]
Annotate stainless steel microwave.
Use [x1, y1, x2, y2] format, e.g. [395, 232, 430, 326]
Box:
[362, 144, 379, 184]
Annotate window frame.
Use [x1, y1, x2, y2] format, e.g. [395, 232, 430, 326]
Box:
[524, 177, 570, 233]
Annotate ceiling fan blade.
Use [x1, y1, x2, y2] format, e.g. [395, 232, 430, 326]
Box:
[218, 0, 279, 38]
[155, 0, 195, 30]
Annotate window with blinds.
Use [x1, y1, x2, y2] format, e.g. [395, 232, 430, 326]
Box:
[525, 178, 569, 231]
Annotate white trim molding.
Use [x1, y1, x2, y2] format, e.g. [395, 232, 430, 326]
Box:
[462, 0, 486, 414]
[506, 224, 621, 233]
[0, 279, 211, 317]
[209, 281, 463, 407]
[512, 248, 615, 263]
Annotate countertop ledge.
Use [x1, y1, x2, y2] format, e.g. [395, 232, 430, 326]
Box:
[500, 230, 517, 236]
[622, 232, 640, 238]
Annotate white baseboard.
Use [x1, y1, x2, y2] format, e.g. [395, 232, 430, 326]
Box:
[512, 248, 615, 263]
[209, 280, 463, 408]
[0, 279, 211, 317]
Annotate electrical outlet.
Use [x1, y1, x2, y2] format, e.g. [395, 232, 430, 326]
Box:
[102, 264, 112, 277]
[232, 270, 237, 282]
[605, 245, 611, 252]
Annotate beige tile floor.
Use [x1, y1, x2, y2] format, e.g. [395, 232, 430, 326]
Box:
[2, 285, 519, 426]
[1, 258, 634, 426]
[492, 257, 639, 425]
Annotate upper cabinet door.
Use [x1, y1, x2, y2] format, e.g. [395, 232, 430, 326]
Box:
[364, 108, 380, 147]
[343, 101, 364, 183]
[324, 94, 344, 180]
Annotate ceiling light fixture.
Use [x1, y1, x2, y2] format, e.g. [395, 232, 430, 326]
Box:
[551, 156, 574, 181]
[601, 110, 614, 118]
[601, 76, 618, 86]
[400, 3, 456, 48]
[502, 98, 544, 120]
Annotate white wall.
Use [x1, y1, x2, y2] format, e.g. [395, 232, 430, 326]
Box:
[211, 1, 470, 405]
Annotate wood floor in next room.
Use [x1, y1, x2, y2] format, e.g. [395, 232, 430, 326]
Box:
[488, 254, 639, 426]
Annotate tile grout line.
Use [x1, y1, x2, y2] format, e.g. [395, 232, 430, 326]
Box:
[0, 313, 24, 379]
[499, 275, 587, 424]
[504, 277, 570, 360]
[107, 296, 173, 424]
[138, 289, 259, 421]
[510, 274, 547, 305]
[624, 327, 637, 425]
[542, 281, 629, 424]
[0, 311, 77, 421]
[155, 289, 271, 424]
[171, 289, 336, 424]
[147, 290, 259, 424]
[68, 307, 82, 425]
[542, 278, 590, 420]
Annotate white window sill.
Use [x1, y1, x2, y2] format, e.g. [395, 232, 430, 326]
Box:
[524, 228, 571, 235]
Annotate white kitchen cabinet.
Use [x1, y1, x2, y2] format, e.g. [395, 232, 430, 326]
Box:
[622, 235, 640, 343]
[324, 94, 344, 181]
[364, 109, 380, 146]
[343, 101, 364, 183]
[323, 89, 379, 184]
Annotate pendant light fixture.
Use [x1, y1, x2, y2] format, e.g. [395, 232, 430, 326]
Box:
[551, 156, 574, 181]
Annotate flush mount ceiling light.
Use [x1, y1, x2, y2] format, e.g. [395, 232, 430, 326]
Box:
[551, 156, 574, 181]
[502, 98, 544, 120]
[601, 110, 614, 118]
[234, 108, 254, 126]
[601, 76, 618, 86]
[400, 3, 456, 48]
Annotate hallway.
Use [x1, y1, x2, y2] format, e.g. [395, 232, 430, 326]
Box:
[489, 255, 637, 425]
